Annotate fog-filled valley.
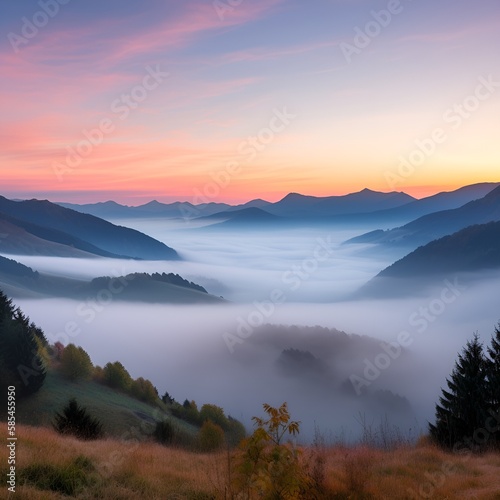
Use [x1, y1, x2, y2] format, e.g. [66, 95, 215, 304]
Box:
[4, 212, 500, 442]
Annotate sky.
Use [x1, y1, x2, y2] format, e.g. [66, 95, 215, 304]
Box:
[1, 0, 500, 205]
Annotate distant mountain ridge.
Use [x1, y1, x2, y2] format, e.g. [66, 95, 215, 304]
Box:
[196, 207, 283, 229]
[356, 221, 500, 298]
[55, 183, 500, 225]
[346, 185, 500, 249]
[0, 196, 179, 260]
[263, 188, 415, 218]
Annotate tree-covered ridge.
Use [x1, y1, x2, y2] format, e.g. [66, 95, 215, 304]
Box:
[0, 255, 39, 279]
[90, 272, 208, 293]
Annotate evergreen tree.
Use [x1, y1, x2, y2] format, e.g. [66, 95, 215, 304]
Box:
[54, 398, 103, 440]
[429, 334, 489, 450]
[486, 324, 500, 445]
[0, 290, 46, 396]
[161, 391, 175, 405]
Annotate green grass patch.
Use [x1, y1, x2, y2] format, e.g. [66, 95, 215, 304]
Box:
[3, 369, 198, 441]
[19, 455, 96, 496]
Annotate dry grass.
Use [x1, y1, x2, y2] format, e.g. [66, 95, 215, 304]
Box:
[3, 423, 500, 499]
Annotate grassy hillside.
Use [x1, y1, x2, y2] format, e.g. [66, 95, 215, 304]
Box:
[2, 423, 500, 499]
[1, 370, 197, 440]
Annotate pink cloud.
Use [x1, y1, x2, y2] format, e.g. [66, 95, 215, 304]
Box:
[107, 0, 286, 62]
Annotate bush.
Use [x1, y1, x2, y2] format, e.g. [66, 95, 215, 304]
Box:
[198, 420, 225, 452]
[154, 420, 174, 445]
[53, 398, 103, 440]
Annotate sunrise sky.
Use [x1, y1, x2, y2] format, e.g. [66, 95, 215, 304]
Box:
[1, 0, 499, 204]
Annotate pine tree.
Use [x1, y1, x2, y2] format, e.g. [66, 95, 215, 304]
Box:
[486, 324, 500, 445]
[53, 398, 103, 440]
[429, 334, 489, 450]
[0, 291, 46, 396]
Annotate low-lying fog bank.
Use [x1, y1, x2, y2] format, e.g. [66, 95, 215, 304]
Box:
[13, 273, 500, 442]
[6, 220, 397, 302]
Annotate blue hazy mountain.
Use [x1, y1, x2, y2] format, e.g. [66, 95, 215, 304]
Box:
[56, 183, 499, 226]
[59, 200, 232, 219]
[0, 196, 179, 260]
[0, 256, 222, 303]
[356, 221, 500, 298]
[364, 182, 500, 222]
[195, 207, 283, 229]
[346, 185, 500, 250]
[264, 188, 415, 218]
[0, 213, 129, 258]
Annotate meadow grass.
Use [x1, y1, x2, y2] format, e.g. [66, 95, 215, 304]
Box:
[0, 370, 198, 439]
[2, 423, 500, 499]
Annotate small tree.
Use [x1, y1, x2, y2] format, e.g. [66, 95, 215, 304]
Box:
[130, 377, 158, 404]
[102, 361, 133, 391]
[199, 404, 229, 430]
[198, 420, 225, 452]
[429, 334, 489, 450]
[60, 344, 93, 381]
[53, 398, 103, 440]
[233, 402, 309, 498]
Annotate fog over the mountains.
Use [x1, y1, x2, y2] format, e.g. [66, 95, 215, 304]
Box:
[4, 219, 500, 442]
